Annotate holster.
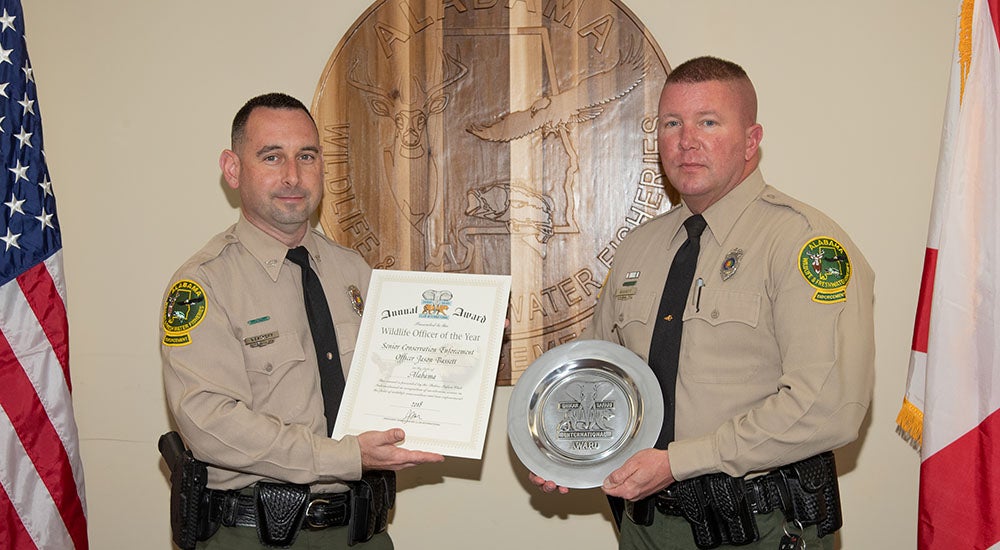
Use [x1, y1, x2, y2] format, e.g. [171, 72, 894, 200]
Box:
[254, 482, 309, 548]
[672, 474, 722, 548]
[664, 474, 760, 548]
[779, 452, 843, 537]
[158, 431, 217, 550]
[347, 470, 396, 546]
[704, 475, 757, 545]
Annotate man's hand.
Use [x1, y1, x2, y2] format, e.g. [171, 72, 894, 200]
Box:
[602, 448, 674, 500]
[528, 472, 569, 494]
[358, 428, 444, 471]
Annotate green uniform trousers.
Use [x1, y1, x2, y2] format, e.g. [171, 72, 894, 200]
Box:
[197, 525, 393, 550]
[619, 508, 834, 550]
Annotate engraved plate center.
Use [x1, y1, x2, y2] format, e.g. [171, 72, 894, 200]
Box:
[529, 360, 640, 463]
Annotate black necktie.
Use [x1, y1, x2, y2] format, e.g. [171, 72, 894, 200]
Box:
[648, 214, 707, 449]
[286, 246, 345, 436]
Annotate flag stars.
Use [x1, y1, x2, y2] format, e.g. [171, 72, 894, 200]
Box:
[13, 126, 31, 148]
[0, 10, 15, 33]
[18, 94, 34, 116]
[1, 228, 20, 251]
[8, 159, 28, 182]
[0, 82, 8, 98]
[39, 175, 53, 196]
[0, 46, 11, 66]
[35, 208, 54, 230]
[4, 193, 24, 215]
[22, 61, 32, 84]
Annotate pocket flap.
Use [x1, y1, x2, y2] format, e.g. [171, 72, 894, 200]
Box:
[684, 288, 760, 328]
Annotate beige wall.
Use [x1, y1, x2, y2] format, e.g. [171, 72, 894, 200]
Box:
[25, 1, 956, 548]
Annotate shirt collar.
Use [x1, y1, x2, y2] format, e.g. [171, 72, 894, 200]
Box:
[234, 216, 321, 282]
[698, 168, 766, 246]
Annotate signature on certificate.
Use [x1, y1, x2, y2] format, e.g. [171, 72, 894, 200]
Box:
[401, 401, 424, 423]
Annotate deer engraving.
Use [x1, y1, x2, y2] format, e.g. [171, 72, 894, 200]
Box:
[348, 51, 469, 269]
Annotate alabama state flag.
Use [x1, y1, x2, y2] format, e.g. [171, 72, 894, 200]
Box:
[897, 0, 1000, 548]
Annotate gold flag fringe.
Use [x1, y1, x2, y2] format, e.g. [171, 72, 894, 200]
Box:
[896, 397, 924, 451]
[959, 0, 974, 103]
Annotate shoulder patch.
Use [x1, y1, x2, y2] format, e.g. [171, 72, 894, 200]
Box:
[798, 237, 851, 303]
[163, 279, 208, 346]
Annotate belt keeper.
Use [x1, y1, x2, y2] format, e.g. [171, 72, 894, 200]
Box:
[747, 478, 765, 514]
[775, 469, 795, 519]
[217, 491, 239, 526]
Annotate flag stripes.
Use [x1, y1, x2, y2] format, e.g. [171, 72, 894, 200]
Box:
[898, 0, 1000, 547]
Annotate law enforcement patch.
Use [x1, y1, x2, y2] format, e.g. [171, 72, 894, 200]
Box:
[720, 249, 743, 281]
[798, 237, 851, 303]
[163, 279, 207, 346]
[348, 285, 364, 317]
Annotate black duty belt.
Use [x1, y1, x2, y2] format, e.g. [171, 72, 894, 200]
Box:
[655, 468, 785, 517]
[626, 451, 843, 549]
[206, 487, 350, 530]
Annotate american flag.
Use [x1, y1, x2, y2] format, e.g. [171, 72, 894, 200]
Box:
[0, 0, 88, 548]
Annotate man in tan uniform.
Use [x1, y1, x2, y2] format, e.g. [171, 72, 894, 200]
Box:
[532, 57, 874, 549]
[160, 93, 443, 549]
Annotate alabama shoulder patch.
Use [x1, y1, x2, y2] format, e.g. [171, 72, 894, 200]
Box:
[162, 279, 207, 346]
[798, 237, 851, 303]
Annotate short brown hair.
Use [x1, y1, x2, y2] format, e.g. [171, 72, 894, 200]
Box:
[664, 56, 757, 124]
[231, 93, 312, 148]
[666, 56, 750, 85]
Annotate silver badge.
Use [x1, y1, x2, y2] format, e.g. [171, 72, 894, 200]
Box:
[721, 249, 744, 281]
[348, 285, 364, 317]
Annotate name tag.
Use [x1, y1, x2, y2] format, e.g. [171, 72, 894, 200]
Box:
[244, 331, 279, 348]
[615, 288, 637, 300]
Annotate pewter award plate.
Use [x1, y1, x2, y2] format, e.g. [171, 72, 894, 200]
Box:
[507, 340, 663, 489]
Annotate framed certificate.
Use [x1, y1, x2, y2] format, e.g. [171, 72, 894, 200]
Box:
[332, 270, 511, 459]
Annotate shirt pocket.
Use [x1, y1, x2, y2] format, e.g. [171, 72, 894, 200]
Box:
[681, 288, 764, 383]
[243, 330, 307, 375]
[242, 330, 312, 415]
[683, 288, 761, 328]
[335, 321, 360, 362]
[611, 290, 655, 354]
[243, 330, 306, 388]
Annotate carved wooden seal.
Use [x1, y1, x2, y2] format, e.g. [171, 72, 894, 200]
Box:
[313, 0, 673, 384]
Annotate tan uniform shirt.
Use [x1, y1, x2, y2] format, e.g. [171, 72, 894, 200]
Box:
[161, 216, 371, 492]
[586, 170, 875, 481]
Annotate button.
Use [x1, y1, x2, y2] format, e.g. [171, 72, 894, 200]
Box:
[265, 365, 273, 373]
[326, 352, 334, 360]
[711, 310, 719, 319]
[618, 313, 624, 322]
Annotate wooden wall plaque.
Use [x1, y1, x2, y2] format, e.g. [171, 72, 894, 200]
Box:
[313, 0, 674, 385]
